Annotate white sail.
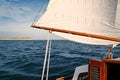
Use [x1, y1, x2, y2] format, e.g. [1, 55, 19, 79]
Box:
[35, 0, 120, 45]
[115, 0, 120, 29]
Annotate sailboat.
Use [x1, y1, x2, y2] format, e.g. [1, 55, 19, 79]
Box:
[31, 0, 120, 80]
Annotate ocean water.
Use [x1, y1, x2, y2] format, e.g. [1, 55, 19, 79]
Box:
[0, 40, 120, 80]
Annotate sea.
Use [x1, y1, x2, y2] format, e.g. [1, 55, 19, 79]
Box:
[0, 40, 120, 80]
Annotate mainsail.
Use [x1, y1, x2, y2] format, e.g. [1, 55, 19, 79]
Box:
[32, 0, 120, 45]
[116, 0, 120, 29]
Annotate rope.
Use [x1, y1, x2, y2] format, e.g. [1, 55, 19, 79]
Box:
[46, 33, 52, 80]
[31, 0, 46, 26]
[41, 31, 52, 80]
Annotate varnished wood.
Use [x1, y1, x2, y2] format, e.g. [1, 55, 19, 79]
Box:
[32, 25, 120, 42]
[89, 59, 103, 80]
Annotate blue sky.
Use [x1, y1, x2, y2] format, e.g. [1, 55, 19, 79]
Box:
[0, 0, 61, 39]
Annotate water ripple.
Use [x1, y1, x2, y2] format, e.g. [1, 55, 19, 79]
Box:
[0, 40, 119, 80]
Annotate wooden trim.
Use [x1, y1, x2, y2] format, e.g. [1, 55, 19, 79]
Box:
[89, 59, 103, 80]
[32, 25, 120, 42]
[103, 61, 107, 80]
[103, 59, 120, 80]
[104, 59, 120, 64]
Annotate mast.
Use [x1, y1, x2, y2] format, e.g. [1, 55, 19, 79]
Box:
[108, 45, 113, 59]
[103, 45, 113, 60]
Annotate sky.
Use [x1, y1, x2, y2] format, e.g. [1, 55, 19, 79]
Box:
[0, 0, 62, 40]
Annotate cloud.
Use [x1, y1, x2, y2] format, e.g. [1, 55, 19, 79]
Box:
[0, 0, 59, 39]
[0, 21, 51, 39]
[0, 0, 33, 23]
[9, 0, 20, 1]
[0, 0, 50, 24]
